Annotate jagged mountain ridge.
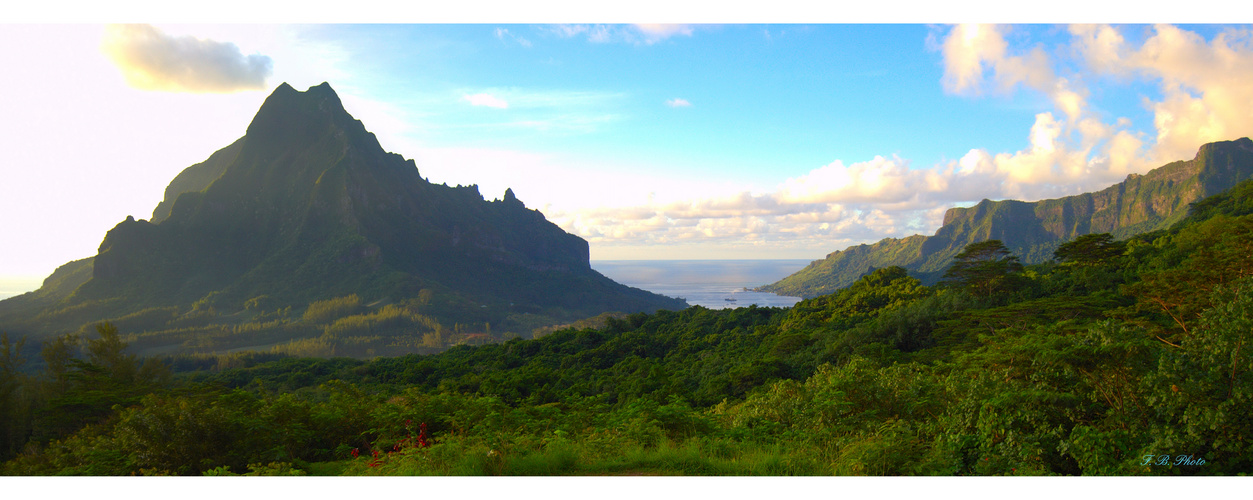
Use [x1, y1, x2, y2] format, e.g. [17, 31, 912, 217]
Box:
[0, 83, 685, 340]
[761, 137, 1253, 298]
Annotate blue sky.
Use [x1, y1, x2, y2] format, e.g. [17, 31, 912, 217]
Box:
[3, 16, 1253, 298]
[323, 24, 1035, 175]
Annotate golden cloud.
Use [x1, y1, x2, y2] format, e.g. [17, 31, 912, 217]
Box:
[102, 24, 272, 93]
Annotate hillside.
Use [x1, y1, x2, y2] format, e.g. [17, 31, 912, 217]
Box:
[761, 137, 1253, 297]
[0, 83, 685, 354]
[5, 176, 1252, 475]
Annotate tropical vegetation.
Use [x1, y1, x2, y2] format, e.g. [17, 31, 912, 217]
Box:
[3, 178, 1251, 476]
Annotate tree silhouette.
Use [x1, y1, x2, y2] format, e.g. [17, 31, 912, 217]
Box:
[942, 240, 1024, 298]
[1053, 233, 1124, 265]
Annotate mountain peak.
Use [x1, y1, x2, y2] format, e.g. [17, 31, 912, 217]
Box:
[245, 82, 353, 141]
[4, 81, 686, 347]
[1197, 137, 1253, 158]
[503, 188, 524, 207]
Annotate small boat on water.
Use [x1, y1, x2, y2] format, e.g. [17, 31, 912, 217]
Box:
[724, 298, 737, 302]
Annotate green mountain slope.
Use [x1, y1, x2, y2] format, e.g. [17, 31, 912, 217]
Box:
[762, 137, 1253, 297]
[0, 83, 685, 347]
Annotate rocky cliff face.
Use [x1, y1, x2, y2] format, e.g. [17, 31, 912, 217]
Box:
[762, 138, 1253, 298]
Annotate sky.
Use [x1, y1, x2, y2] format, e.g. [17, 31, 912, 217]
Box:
[3, 4, 1253, 298]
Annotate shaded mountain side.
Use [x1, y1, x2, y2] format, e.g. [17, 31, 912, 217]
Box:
[0, 258, 94, 318]
[150, 137, 243, 224]
[0, 83, 685, 344]
[762, 137, 1253, 298]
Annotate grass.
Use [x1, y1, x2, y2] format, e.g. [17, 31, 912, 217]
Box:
[336, 436, 822, 476]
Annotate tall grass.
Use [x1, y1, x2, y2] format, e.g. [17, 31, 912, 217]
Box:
[302, 295, 364, 324]
[342, 435, 820, 476]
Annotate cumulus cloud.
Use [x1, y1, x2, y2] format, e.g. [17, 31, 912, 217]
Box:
[941, 24, 1054, 96]
[779, 156, 921, 205]
[463, 93, 509, 109]
[101, 24, 271, 93]
[665, 98, 691, 107]
[541, 153, 962, 256]
[931, 23, 1253, 202]
[934, 24, 1188, 199]
[1071, 24, 1253, 164]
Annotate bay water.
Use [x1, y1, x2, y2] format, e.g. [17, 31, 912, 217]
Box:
[590, 259, 811, 310]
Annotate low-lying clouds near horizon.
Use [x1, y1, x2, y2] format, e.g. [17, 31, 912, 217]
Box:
[102, 24, 273, 93]
[518, 24, 1253, 259]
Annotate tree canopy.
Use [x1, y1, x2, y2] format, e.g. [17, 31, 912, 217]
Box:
[1053, 233, 1125, 265]
[941, 239, 1024, 298]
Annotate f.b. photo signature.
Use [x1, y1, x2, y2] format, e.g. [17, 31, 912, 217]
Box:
[1141, 454, 1206, 466]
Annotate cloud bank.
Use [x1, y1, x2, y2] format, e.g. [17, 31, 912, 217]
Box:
[101, 24, 272, 93]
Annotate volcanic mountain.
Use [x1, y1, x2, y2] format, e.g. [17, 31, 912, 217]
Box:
[762, 137, 1253, 298]
[0, 83, 686, 349]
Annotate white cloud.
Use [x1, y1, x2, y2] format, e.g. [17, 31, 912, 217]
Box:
[0, 25, 286, 281]
[634, 24, 695, 44]
[548, 25, 590, 38]
[935, 24, 1172, 199]
[937, 23, 1253, 196]
[545, 24, 695, 46]
[447, 88, 626, 135]
[779, 156, 917, 205]
[940, 24, 1054, 96]
[101, 24, 272, 93]
[665, 98, 691, 107]
[494, 27, 531, 47]
[463, 93, 509, 109]
[1071, 24, 1253, 165]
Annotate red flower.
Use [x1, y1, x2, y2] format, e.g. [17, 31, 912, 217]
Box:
[351, 448, 359, 458]
[413, 422, 431, 448]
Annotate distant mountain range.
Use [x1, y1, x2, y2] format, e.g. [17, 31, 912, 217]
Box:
[0, 83, 685, 347]
[761, 137, 1253, 298]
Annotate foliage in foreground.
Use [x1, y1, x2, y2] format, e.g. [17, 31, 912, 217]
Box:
[3, 180, 1253, 476]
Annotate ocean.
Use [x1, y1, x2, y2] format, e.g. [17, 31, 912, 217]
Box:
[0, 277, 43, 301]
[590, 259, 812, 310]
[0, 262, 815, 307]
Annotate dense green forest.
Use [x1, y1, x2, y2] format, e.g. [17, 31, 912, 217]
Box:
[2, 179, 1252, 476]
